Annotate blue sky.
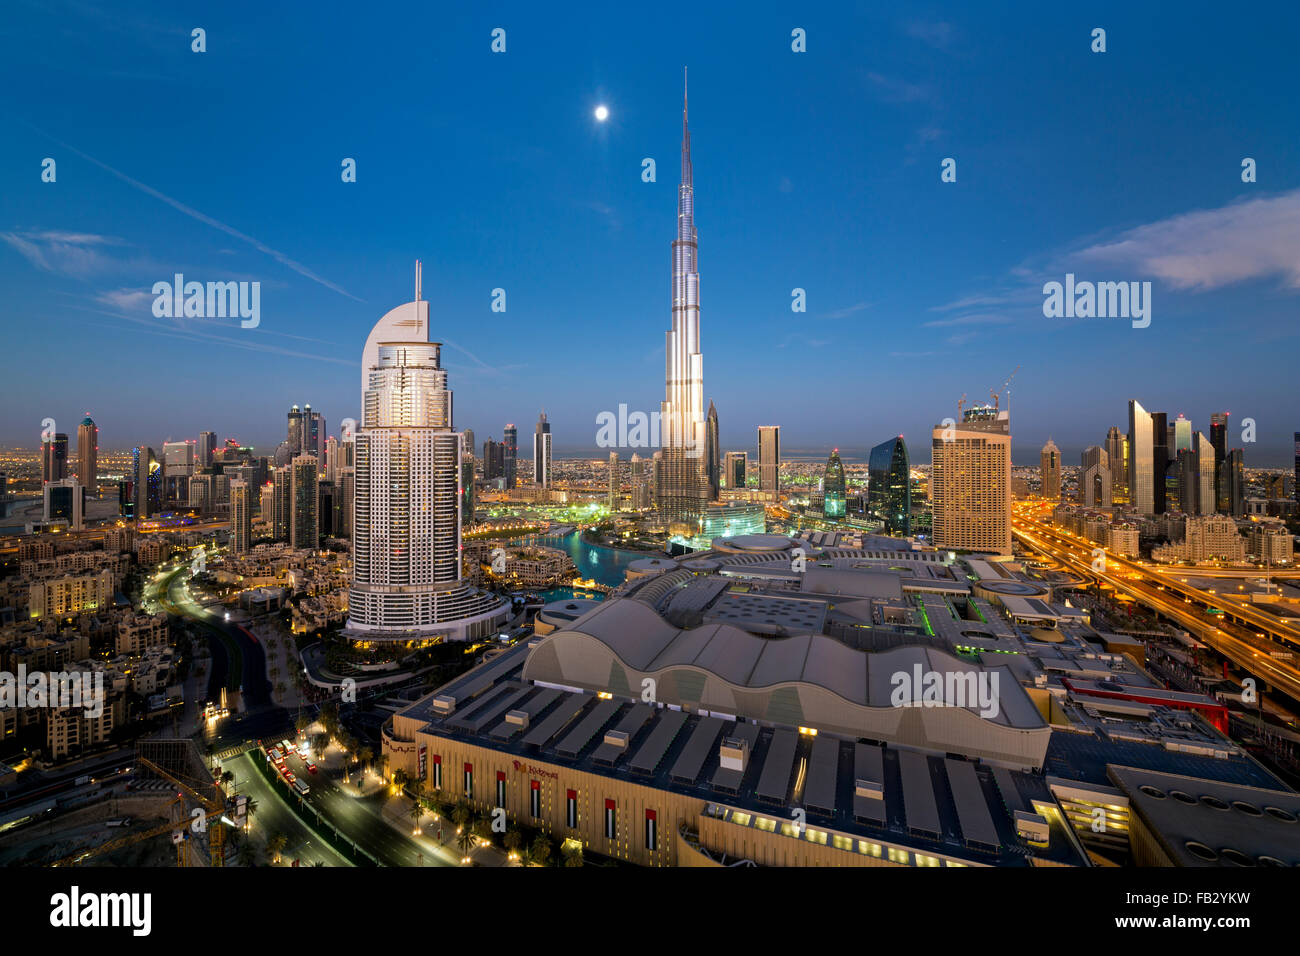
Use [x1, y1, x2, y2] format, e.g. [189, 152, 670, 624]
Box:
[3, 1, 1299, 464]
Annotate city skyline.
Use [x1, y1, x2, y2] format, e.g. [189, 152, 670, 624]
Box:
[4, 4, 1300, 462]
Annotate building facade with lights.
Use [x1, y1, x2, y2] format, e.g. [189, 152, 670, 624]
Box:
[346, 267, 509, 641]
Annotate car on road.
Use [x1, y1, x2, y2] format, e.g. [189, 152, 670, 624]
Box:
[306, 763, 317, 774]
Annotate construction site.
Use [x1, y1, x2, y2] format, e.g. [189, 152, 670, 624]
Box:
[0, 739, 245, 868]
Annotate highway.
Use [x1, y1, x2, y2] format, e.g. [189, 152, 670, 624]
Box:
[1012, 506, 1300, 704]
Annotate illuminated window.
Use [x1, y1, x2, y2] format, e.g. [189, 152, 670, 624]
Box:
[805, 829, 828, 845]
[887, 847, 909, 864]
[832, 834, 853, 851]
[754, 817, 777, 832]
[914, 854, 941, 867]
[858, 841, 882, 857]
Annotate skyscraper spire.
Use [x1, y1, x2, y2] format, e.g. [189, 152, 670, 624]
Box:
[681, 68, 692, 186]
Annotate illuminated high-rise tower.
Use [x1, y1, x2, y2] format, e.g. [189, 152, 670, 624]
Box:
[823, 448, 846, 518]
[658, 72, 710, 526]
[347, 264, 508, 639]
[77, 415, 98, 497]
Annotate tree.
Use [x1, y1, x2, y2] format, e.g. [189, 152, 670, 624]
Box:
[359, 745, 375, 773]
[296, 713, 311, 734]
[392, 769, 410, 790]
[221, 770, 235, 795]
[504, 828, 522, 857]
[456, 827, 475, 861]
[267, 832, 288, 864]
[408, 800, 424, 832]
[237, 841, 259, 867]
[530, 834, 552, 867]
[563, 844, 584, 867]
[451, 802, 471, 830]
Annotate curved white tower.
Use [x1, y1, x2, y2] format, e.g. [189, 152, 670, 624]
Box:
[347, 265, 508, 640]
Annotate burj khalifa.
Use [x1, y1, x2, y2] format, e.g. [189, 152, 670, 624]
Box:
[657, 73, 710, 527]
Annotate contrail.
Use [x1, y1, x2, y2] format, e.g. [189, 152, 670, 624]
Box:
[25, 124, 363, 302]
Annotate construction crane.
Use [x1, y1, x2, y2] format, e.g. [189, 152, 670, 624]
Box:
[49, 755, 239, 868]
[991, 365, 1020, 413]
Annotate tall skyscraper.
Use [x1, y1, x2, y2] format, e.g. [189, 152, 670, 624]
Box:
[198, 430, 216, 468]
[1081, 446, 1111, 508]
[483, 439, 505, 481]
[757, 426, 781, 494]
[348, 266, 506, 638]
[724, 451, 746, 490]
[932, 407, 1010, 555]
[230, 479, 251, 554]
[533, 412, 552, 488]
[1173, 414, 1192, 454]
[1225, 448, 1245, 517]
[1151, 411, 1168, 514]
[462, 429, 476, 461]
[325, 435, 339, 483]
[42, 431, 68, 484]
[705, 400, 720, 501]
[1105, 426, 1127, 504]
[76, 415, 97, 495]
[308, 407, 326, 462]
[289, 455, 318, 550]
[868, 436, 911, 535]
[823, 448, 846, 518]
[271, 465, 291, 539]
[1128, 400, 1155, 515]
[657, 76, 710, 525]
[503, 423, 517, 489]
[1210, 412, 1229, 512]
[1196, 432, 1216, 516]
[1040, 439, 1061, 499]
[287, 404, 306, 456]
[608, 451, 619, 511]
[132, 446, 160, 519]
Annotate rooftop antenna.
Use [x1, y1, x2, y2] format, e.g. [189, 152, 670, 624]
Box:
[415, 260, 422, 302]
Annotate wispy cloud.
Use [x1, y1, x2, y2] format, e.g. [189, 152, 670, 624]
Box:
[824, 301, 871, 320]
[0, 230, 128, 276]
[923, 312, 1013, 328]
[864, 72, 934, 105]
[20, 125, 362, 301]
[903, 20, 958, 50]
[1074, 189, 1300, 291]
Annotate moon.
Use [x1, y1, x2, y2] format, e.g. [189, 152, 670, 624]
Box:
[594, 104, 609, 122]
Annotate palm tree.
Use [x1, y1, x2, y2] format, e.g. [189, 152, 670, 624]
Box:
[408, 800, 424, 833]
[243, 797, 258, 829]
[456, 827, 475, 861]
[359, 745, 375, 774]
[530, 835, 552, 867]
[392, 769, 410, 791]
[267, 832, 288, 864]
[503, 828, 522, 861]
[237, 841, 258, 867]
[563, 845, 584, 867]
[221, 770, 235, 796]
[451, 801, 471, 830]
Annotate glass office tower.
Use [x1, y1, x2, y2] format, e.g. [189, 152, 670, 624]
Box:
[868, 436, 911, 535]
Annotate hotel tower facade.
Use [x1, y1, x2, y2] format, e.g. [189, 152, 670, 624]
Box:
[347, 264, 509, 640]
